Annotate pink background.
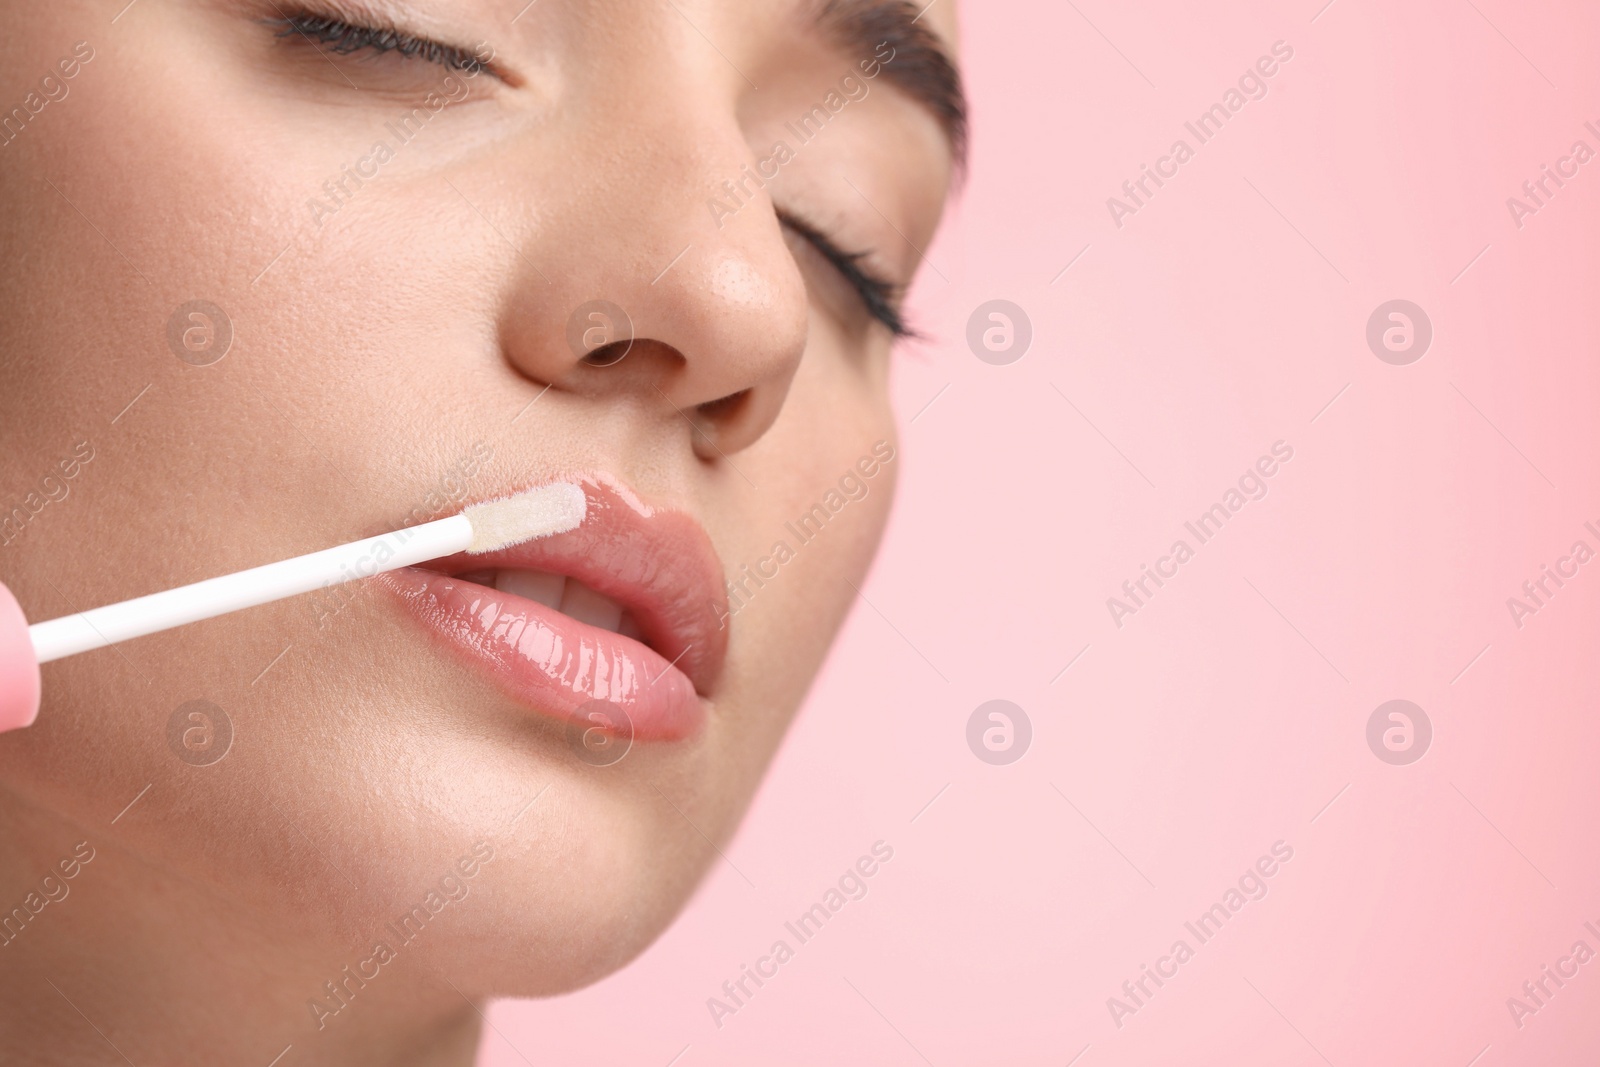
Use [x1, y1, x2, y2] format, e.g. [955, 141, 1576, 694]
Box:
[483, 2, 1600, 1063]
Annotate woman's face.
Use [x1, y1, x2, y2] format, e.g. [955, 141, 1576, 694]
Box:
[0, 0, 958, 1033]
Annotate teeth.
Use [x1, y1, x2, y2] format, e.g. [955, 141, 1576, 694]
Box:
[493, 568, 566, 609]
[559, 580, 625, 634]
[618, 612, 644, 642]
[483, 568, 631, 636]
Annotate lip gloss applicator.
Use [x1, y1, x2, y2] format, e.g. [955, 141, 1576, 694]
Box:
[0, 482, 587, 734]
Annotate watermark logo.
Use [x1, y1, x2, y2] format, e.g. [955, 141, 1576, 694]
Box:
[564, 699, 633, 767]
[0, 40, 95, 150]
[719, 441, 896, 629]
[706, 840, 894, 1029]
[1506, 921, 1600, 1030]
[307, 842, 495, 1030]
[1107, 441, 1294, 629]
[305, 50, 492, 227]
[309, 442, 495, 631]
[1507, 523, 1599, 630]
[565, 300, 633, 367]
[167, 699, 233, 767]
[1106, 840, 1294, 1029]
[0, 840, 95, 949]
[1365, 300, 1431, 366]
[706, 43, 896, 230]
[1505, 121, 1600, 230]
[167, 300, 233, 366]
[0, 439, 94, 548]
[1366, 699, 1431, 766]
[1104, 40, 1295, 228]
[967, 700, 1031, 765]
[966, 299, 1031, 365]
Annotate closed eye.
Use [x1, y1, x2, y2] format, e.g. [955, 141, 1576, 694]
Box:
[778, 210, 914, 339]
[269, 11, 495, 76]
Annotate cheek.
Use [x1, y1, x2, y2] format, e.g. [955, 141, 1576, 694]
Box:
[0, 28, 486, 906]
[713, 333, 897, 696]
[24, 40, 305, 276]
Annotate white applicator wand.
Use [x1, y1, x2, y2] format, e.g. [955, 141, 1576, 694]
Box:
[0, 483, 587, 734]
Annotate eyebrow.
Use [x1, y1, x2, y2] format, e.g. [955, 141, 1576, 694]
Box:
[814, 0, 969, 171]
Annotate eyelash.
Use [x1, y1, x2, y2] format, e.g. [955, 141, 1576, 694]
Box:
[271, 14, 489, 74]
[269, 15, 910, 338]
[779, 213, 911, 338]
[843, 254, 911, 339]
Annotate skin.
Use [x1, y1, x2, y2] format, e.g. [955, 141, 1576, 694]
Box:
[0, 0, 958, 1062]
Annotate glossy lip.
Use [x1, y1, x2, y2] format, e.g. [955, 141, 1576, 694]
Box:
[376, 477, 728, 742]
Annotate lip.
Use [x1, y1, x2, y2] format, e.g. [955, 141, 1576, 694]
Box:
[376, 477, 728, 743]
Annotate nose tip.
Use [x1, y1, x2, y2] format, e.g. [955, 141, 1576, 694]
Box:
[471, 16, 815, 460]
[498, 185, 811, 458]
[669, 246, 807, 457]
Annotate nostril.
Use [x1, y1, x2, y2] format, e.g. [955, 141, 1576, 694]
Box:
[696, 389, 749, 425]
[581, 340, 632, 368]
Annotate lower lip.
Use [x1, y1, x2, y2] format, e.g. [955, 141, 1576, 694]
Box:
[376, 570, 704, 742]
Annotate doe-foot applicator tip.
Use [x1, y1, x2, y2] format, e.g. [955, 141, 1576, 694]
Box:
[464, 482, 588, 554]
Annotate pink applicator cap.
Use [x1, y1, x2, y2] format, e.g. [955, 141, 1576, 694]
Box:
[0, 580, 42, 733]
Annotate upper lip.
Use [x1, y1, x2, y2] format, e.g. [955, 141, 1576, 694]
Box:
[414, 476, 729, 695]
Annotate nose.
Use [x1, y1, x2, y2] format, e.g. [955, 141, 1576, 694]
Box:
[487, 41, 810, 460]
